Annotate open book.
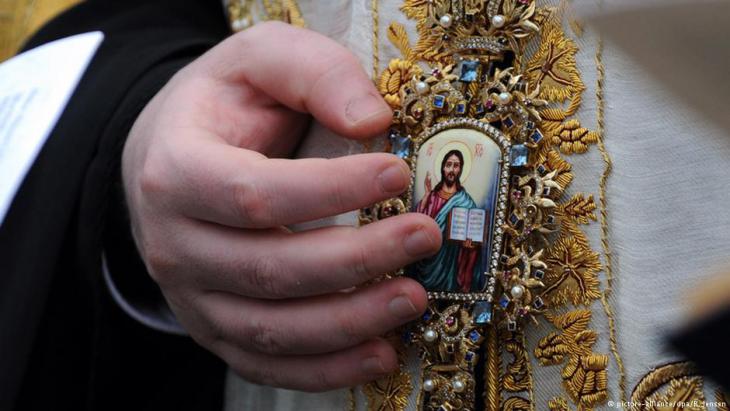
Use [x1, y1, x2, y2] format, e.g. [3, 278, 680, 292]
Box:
[448, 208, 486, 244]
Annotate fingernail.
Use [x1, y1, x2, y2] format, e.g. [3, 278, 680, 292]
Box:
[404, 228, 436, 257]
[378, 163, 409, 194]
[389, 295, 419, 320]
[346, 93, 390, 125]
[361, 356, 389, 375]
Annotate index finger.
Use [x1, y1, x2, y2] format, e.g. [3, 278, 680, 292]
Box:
[194, 21, 392, 140]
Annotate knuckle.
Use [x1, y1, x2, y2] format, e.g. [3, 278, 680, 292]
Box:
[245, 255, 288, 298]
[308, 369, 336, 393]
[242, 363, 284, 388]
[351, 244, 374, 281]
[139, 157, 167, 197]
[333, 309, 367, 347]
[142, 244, 177, 285]
[232, 178, 272, 225]
[241, 317, 287, 355]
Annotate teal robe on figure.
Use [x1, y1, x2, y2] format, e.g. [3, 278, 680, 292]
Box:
[412, 189, 483, 292]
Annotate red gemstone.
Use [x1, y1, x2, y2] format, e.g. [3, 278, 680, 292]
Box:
[445, 317, 456, 326]
[486, 100, 495, 110]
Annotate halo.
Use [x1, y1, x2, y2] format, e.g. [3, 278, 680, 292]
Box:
[434, 141, 473, 184]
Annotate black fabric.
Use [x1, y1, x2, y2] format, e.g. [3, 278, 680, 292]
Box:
[670, 307, 730, 391]
[0, 1, 231, 409]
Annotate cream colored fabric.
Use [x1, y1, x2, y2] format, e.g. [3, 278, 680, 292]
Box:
[224, 1, 730, 410]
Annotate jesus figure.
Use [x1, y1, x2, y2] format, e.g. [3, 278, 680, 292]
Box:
[413, 149, 482, 293]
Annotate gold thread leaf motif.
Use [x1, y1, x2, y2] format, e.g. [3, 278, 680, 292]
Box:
[535, 310, 608, 409]
[560, 194, 597, 226]
[525, 22, 583, 104]
[550, 119, 599, 155]
[542, 236, 602, 307]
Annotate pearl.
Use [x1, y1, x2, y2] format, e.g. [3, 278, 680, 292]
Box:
[423, 379, 436, 392]
[415, 81, 430, 95]
[423, 328, 438, 342]
[491, 14, 506, 28]
[232, 19, 245, 31]
[511, 285, 525, 299]
[451, 378, 466, 393]
[498, 92, 513, 105]
[439, 14, 453, 28]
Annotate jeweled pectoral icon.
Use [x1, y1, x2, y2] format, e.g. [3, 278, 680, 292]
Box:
[408, 127, 506, 296]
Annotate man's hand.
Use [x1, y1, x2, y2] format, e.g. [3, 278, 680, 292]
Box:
[122, 22, 441, 392]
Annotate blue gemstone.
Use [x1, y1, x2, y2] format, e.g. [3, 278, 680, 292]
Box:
[422, 311, 432, 322]
[389, 131, 411, 159]
[537, 164, 547, 175]
[546, 215, 556, 224]
[534, 269, 545, 280]
[530, 129, 544, 143]
[503, 116, 515, 128]
[469, 330, 481, 342]
[473, 301, 493, 325]
[510, 144, 529, 167]
[525, 121, 536, 131]
[533, 297, 545, 309]
[459, 60, 480, 82]
[456, 103, 466, 115]
[432, 95, 446, 109]
[474, 103, 485, 114]
[507, 320, 517, 331]
[509, 213, 520, 226]
[499, 294, 510, 309]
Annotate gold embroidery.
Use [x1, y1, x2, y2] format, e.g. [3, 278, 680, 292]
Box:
[559, 194, 597, 225]
[716, 391, 729, 411]
[550, 119, 599, 155]
[542, 235, 602, 307]
[503, 330, 532, 393]
[502, 396, 532, 411]
[525, 22, 583, 104]
[548, 397, 571, 411]
[631, 362, 716, 411]
[594, 34, 627, 402]
[226, 0, 304, 31]
[262, 0, 305, 27]
[485, 326, 502, 411]
[363, 371, 414, 411]
[535, 310, 608, 409]
[374, 2, 615, 410]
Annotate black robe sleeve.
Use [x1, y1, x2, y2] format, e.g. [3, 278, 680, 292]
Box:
[0, 1, 231, 410]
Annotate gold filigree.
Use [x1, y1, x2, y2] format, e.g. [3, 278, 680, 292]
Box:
[550, 119, 599, 155]
[525, 22, 583, 104]
[542, 235, 602, 307]
[535, 310, 608, 409]
[363, 371, 414, 411]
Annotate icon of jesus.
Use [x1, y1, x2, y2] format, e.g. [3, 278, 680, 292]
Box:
[412, 149, 484, 293]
